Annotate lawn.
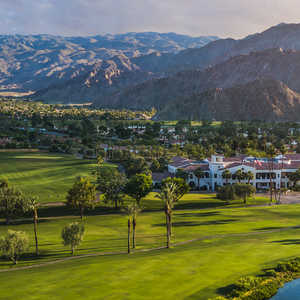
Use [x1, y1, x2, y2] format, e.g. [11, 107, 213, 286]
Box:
[1, 204, 300, 299]
[0, 151, 102, 203]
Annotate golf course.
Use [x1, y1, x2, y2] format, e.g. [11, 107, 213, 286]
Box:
[1, 151, 300, 299]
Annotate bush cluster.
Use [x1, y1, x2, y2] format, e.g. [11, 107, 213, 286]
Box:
[211, 258, 300, 300]
[216, 185, 237, 201]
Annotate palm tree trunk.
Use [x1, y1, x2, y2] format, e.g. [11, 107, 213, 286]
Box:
[80, 206, 84, 220]
[166, 214, 170, 248]
[33, 208, 39, 256]
[72, 247, 74, 256]
[270, 160, 274, 204]
[169, 214, 172, 236]
[128, 219, 131, 254]
[132, 218, 136, 249]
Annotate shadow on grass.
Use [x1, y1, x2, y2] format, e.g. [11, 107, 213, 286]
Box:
[216, 283, 237, 298]
[271, 239, 300, 245]
[254, 226, 287, 231]
[37, 205, 121, 218]
[175, 201, 227, 210]
[0, 219, 49, 226]
[175, 211, 221, 218]
[254, 225, 300, 232]
[153, 219, 239, 228]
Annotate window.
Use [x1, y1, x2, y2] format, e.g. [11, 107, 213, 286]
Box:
[214, 174, 217, 178]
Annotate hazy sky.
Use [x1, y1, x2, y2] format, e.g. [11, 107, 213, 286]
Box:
[1, 0, 300, 38]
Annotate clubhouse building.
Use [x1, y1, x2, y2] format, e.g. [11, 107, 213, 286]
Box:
[153, 154, 300, 191]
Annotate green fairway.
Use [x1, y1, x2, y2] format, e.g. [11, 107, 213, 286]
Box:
[1, 204, 300, 299]
[0, 151, 101, 203]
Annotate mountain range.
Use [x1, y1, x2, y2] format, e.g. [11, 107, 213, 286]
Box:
[4, 23, 300, 120]
[0, 33, 217, 94]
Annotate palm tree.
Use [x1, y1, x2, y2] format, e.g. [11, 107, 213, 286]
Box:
[278, 145, 288, 203]
[29, 196, 39, 256]
[156, 183, 176, 248]
[131, 204, 141, 249]
[194, 168, 204, 189]
[235, 169, 244, 183]
[123, 203, 141, 253]
[266, 145, 277, 204]
[246, 171, 254, 184]
[222, 170, 232, 184]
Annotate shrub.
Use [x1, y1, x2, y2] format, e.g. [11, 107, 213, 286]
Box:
[217, 185, 237, 201]
[275, 258, 300, 273]
[0, 230, 29, 264]
[61, 222, 85, 255]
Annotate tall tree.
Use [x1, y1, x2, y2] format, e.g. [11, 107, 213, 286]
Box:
[235, 183, 256, 204]
[123, 202, 141, 252]
[29, 196, 39, 256]
[161, 177, 189, 235]
[234, 170, 244, 183]
[266, 145, 277, 204]
[245, 171, 254, 184]
[222, 170, 232, 184]
[162, 177, 190, 203]
[66, 177, 96, 220]
[97, 167, 127, 209]
[125, 174, 152, 205]
[0, 180, 29, 225]
[194, 168, 205, 188]
[278, 145, 288, 203]
[156, 183, 176, 248]
[288, 169, 300, 187]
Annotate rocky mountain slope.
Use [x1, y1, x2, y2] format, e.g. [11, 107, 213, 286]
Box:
[34, 23, 300, 106]
[161, 22, 300, 72]
[0, 32, 217, 93]
[99, 48, 300, 110]
[157, 79, 300, 121]
[5, 23, 300, 121]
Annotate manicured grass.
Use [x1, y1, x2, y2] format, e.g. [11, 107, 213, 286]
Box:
[0, 151, 103, 203]
[1, 204, 300, 299]
[133, 192, 269, 212]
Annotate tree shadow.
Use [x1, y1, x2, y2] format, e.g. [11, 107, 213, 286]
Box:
[0, 219, 49, 226]
[175, 211, 221, 218]
[175, 201, 228, 210]
[271, 239, 300, 245]
[153, 219, 239, 227]
[216, 283, 237, 297]
[37, 205, 120, 218]
[254, 226, 287, 231]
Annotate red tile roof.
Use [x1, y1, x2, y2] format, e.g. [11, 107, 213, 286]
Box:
[182, 164, 210, 172]
[152, 171, 173, 182]
[223, 161, 300, 171]
[285, 154, 300, 161]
